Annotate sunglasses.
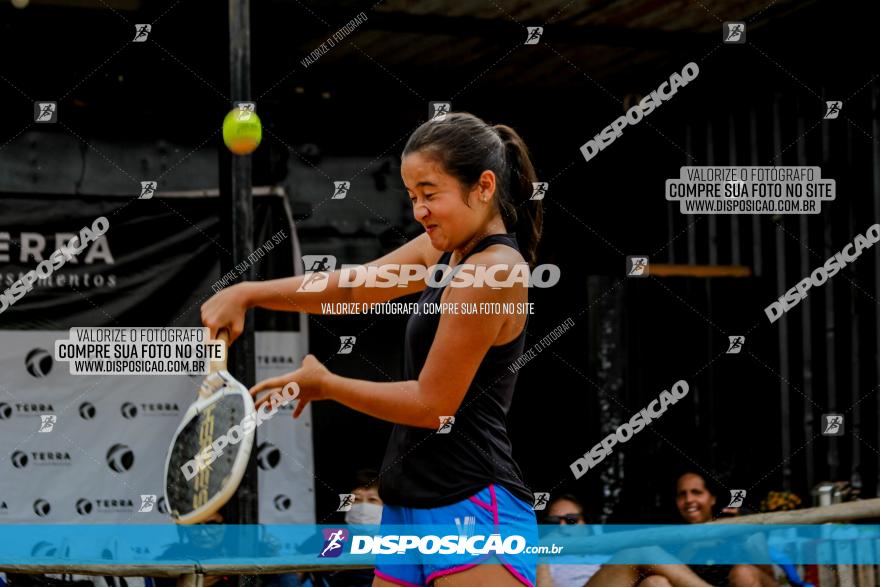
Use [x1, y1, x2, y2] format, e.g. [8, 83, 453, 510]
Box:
[545, 514, 583, 525]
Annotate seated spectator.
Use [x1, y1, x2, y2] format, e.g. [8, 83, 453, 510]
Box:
[302, 469, 382, 587]
[588, 472, 779, 587]
[676, 472, 777, 587]
[344, 468, 384, 526]
[153, 513, 300, 587]
[536, 494, 607, 587]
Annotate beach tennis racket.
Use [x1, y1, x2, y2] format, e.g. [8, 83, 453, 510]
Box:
[163, 328, 256, 524]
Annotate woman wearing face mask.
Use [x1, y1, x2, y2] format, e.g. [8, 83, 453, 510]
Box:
[303, 470, 384, 587]
[345, 469, 384, 526]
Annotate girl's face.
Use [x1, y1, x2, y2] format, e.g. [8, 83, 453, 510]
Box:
[401, 151, 494, 253]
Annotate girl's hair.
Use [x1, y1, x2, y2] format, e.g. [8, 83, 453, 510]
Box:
[402, 112, 543, 267]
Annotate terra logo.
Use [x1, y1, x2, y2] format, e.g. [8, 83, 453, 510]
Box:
[79, 402, 97, 419]
[33, 499, 51, 517]
[26, 348, 53, 377]
[256, 442, 281, 470]
[121, 402, 138, 419]
[274, 494, 292, 511]
[106, 444, 134, 472]
[76, 498, 93, 515]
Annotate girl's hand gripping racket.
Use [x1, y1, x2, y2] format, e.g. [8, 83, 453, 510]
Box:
[163, 329, 256, 524]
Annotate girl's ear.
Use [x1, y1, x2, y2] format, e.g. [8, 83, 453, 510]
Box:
[479, 169, 497, 198]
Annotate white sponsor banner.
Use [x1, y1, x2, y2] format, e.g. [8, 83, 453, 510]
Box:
[255, 331, 314, 524]
[0, 330, 314, 524]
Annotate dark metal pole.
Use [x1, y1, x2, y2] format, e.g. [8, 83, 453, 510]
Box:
[819, 91, 838, 482]
[706, 122, 718, 266]
[795, 102, 816, 489]
[773, 94, 792, 491]
[704, 120, 717, 472]
[221, 0, 258, 554]
[728, 113, 740, 266]
[872, 82, 880, 497]
[749, 108, 762, 277]
[845, 122, 861, 493]
[685, 124, 697, 265]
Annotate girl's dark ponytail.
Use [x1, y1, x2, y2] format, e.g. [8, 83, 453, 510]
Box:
[493, 124, 543, 268]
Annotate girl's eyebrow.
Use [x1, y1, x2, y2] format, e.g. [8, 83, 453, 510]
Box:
[410, 180, 438, 189]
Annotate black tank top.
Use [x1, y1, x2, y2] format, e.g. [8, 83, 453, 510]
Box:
[378, 233, 534, 508]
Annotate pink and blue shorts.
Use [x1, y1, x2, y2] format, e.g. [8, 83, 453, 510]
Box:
[374, 484, 537, 586]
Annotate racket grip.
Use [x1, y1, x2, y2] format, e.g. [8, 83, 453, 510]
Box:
[211, 328, 230, 373]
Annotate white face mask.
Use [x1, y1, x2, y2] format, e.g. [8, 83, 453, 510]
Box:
[345, 502, 383, 525]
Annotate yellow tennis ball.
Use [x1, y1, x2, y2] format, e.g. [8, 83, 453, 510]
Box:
[222, 108, 262, 155]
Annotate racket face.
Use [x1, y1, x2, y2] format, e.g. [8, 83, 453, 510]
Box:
[164, 374, 255, 524]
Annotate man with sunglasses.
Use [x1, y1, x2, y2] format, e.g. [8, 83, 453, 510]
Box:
[537, 495, 607, 587]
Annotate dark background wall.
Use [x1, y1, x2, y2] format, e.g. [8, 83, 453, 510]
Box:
[2, 0, 879, 523]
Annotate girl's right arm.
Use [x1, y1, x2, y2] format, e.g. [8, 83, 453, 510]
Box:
[201, 232, 440, 340]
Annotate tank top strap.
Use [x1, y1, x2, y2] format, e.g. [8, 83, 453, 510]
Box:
[459, 232, 519, 265]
